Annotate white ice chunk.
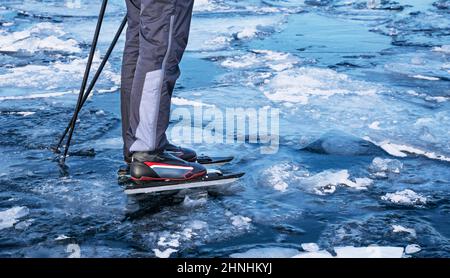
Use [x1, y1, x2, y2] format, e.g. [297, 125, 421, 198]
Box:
[411, 75, 440, 81]
[433, 45, 450, 54]
[292, 250, 334, 258]
[334, 246, 404, 258]
[172, 97, 215, 108]
[158, 236, 180, 248]
[369, 157, 403, 178]
[55, 235, 71, 241]
[262, 163, 303, 192]
[182, 195, 208, 208]
[405, 244, 421, 255]
[0, 206, 29, 230]
[301, 243, 320, 252]
[230, 247, 300, 258]
[381, 189, 427, 206]
[153, 248, 178, 258]
[302, 170, 372, 195]
[392, 225, 416, 237]
[230, 215, 252, 228]
[368, 121, 381, 130]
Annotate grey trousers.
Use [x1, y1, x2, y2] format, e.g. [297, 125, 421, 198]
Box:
[121, 0, 194, 162]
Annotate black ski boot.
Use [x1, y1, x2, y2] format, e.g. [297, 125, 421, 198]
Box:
[165, 143, 197, 162]
[130, 151, 207, 183]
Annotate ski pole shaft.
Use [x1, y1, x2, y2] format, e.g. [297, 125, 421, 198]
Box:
[76, 16, 127, 113]
[60, 0, 108, 162]
[54, 15, 127, 153]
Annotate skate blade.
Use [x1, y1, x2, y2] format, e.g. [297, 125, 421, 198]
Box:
[124, 173, 244, 195]
[196, 156, 233, 167]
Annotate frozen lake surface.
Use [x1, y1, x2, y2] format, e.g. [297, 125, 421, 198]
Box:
[0, 0, 449, 257]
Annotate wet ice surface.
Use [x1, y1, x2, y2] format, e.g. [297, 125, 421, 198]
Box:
[0, 0, 449, 257]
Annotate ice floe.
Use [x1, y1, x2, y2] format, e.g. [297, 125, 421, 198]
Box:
[262, 67, 377, 105]
[193, 0, 223, 12]
[220, 49, 298, 71]
[381, 189, 427, 206]
[0, 206, 29, 230]
[0, 52, 119, 92]
[188, 15, 284, 51]
[14, 219, 34, 230]
[379, 141, 450, 162]
[0, 22, 80, 53]
[0, 91, 75, 101]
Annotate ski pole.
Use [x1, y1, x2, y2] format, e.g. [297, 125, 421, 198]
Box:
[53, 15, 127, 154]
[59, 0, 108, 163]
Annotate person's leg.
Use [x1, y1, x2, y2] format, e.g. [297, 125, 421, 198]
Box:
[121, 0, 141, 163]
[156, 0, 195, 151]
[127, 0, 194, 154]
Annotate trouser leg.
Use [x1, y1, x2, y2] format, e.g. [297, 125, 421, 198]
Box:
[127, 0, 194, 154]
[121, 0, 141, 162]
